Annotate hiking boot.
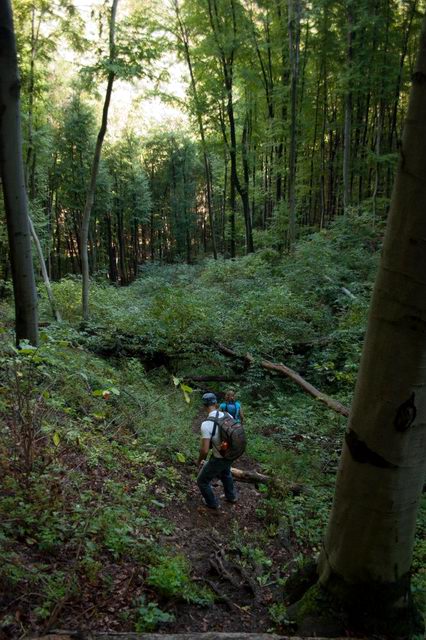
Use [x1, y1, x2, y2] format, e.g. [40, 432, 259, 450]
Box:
[221, 494, 237, 503]
[200, 501, 219, 511]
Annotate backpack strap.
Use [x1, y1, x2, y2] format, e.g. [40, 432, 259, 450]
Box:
[209, 411, 221, 453]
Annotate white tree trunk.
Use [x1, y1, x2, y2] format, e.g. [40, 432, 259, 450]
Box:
[314, 15, 426, 637]
[28, 216, 61, 322]
[0, 0, 38, 346]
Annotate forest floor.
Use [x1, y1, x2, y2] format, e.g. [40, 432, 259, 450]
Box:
[0, 336, 424, 638]
[51, 409, 291, 635]
[155, 410, 289, 633]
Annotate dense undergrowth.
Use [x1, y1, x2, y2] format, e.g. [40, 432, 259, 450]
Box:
[0, 215, 424, 637]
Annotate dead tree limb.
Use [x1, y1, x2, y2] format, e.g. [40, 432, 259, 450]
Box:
[184, 375, 240, 383]
[230, 467, 271, 484]
[42, 632, 365, 640]
[231, 468, 306, 495]
[324, 275, 357, 300]
[217, 343, 350, 417]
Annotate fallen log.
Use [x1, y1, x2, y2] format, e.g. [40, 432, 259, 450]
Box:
[217, 343, 350, 418]
[39, 632, 367, 640]
[231, 468, 306, 495]
[184, 375, 240, 383]
[231, 467, 271, 484]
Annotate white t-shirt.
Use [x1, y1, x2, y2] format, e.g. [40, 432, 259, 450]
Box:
[201, 410, 224, 458]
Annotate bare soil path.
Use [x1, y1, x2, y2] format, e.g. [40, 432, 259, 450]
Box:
[154, 410, 291, 633]
[44, 411, 292, 637]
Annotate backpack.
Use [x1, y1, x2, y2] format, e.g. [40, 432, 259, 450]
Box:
[223, 401, 240, 421]
[209, 412, 246, 461]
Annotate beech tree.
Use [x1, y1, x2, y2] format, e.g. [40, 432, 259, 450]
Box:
[293, 15, 426, 638]
[287, 0, 302, 248]
[0, 0, 38, 346]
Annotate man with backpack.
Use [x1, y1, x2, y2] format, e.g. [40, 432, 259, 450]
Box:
[196, 392, 246, 510]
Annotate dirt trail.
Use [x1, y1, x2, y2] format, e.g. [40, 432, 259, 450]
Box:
[157, 410, 290, 633]
[53, 411, 292, 636]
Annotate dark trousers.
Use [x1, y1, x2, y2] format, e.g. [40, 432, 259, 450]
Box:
[197, 456, 236, 508]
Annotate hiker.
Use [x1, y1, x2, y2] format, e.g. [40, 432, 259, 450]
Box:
[220, 389, 244, 424]
[196, 392, 237, 510]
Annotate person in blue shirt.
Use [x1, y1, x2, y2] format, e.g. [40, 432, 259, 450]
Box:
[220, 390, 244, 424]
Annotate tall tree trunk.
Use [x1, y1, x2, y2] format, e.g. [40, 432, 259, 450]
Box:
[106, 214, 117, 282]
[222, 152, 228, 254]
[117, 210, 126, 285]
[173, 0, 217, 259]
[343, 3, 354, 212]
[241, 112, 254, 253]
[388, 0, 418, 151]
[218, 102, 235, 257]
[81, 0, 119, 320]
[208, 0, 253, 255]
[0, 0, 38, 346]
[287, 0, 301, 249]
[28, 216, 61, 321]
[295, 18, 426, 638]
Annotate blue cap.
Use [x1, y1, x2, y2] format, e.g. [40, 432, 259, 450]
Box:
[202, 392, 217, 406]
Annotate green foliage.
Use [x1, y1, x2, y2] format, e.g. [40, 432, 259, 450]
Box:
[3, 211, 426, 631]
[43, 216, 374, 406]
[0, 323, 200, 632]
[147, 555, 214, 605]
[269, 602, 291, 628]
[412, 497, 426, 621]
[134, 596, 175, 632]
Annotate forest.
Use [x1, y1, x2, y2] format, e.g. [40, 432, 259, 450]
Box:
[0, 0, 425, 639]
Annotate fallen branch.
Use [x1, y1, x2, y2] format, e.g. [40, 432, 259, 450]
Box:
[324, 275, 357, 300]
[217, 343, 350, 418]
[230, 467, 271, 485]
[231, 467, 306, 496]
[41, 632, 366, 640]
[184, 375, 240, 383]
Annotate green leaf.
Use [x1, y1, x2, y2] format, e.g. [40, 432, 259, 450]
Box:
[180, 384, 193, 394]
[172, 376, 180, 387]
[183, 390, 191, 404]
[176, 452, 186, 463]
[53, 432, 60, 447]
[92, 389, 103, 397]
[110, 387, 120, 396]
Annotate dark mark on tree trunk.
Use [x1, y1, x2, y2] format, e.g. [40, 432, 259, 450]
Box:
[345, 429, 398, 469]
[394, 392, 416, 432]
